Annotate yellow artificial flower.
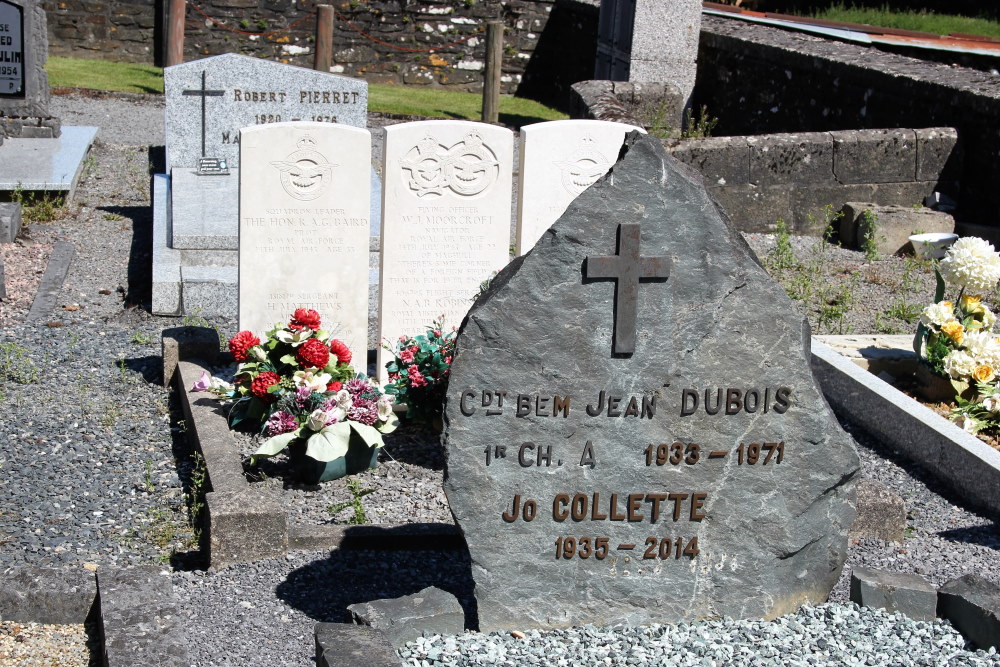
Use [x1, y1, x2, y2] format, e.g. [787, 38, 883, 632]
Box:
[972, 364, 996, 383]
[961, 294, 982, 312]
[941, 321, 965, 345]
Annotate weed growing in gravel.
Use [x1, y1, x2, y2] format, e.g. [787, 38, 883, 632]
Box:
[328, 478, 377, 525]
[886, 299, 921, 324]
[859, 209, 881, 262]
[185, 452, 208, 541]
[100, 402, 121, 429]
[0, 342, 39, 385]
[143, 459, 155, 493]
[815, 278, 857, 334]
[131, 331, 152, 345]
[765, 219, 797, 274]
[11, 185, 66, 225]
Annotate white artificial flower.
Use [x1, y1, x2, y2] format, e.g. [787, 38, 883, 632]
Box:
[940, 237, 1000, 293]
[307, 409, 328, 432]
[377, 395, 394, 422]
[953, 413, 981, 434]
[920, 300, 956, 329]
[943, 349, 977, 380]
[965, 331, 1000, 368]
[328, 406, 347, 423]
[982, 397, 1000, 413]
[982, 306, 997, 331]
[274, 329, 313, 346]
[249, 346, 267, 362]
[335, 389, 352, 410]
[293, 369, 332, 392]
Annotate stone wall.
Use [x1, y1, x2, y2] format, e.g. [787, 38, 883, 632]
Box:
[42, 0, 599, 102]
[695, 14, 1000, 227]
[570, 82, 960, 234]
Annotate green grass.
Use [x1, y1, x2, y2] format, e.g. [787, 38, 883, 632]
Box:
[47, 56, 164, 94]
[808, 4, 1000, 39]
[45, 56, 566, 125]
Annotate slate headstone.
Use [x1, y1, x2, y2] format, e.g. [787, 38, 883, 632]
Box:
[164, 53, 368, 171]
[376, 120, 513, 384]
[444, 133, 860, 632]
[0, 0, 59, 140]
[239, 121, 371, 354]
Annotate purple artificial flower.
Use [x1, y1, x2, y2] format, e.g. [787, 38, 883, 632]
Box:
[265, 410, 299, 437]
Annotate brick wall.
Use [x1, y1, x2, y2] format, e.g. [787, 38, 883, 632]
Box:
[43, 0, 599, 102]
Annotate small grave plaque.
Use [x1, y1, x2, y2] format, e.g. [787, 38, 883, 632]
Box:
[196, 157, 229, 176]
[444, 133, 860, 632]
[0, 0, 24, 97]
[239, 121, 370, 352]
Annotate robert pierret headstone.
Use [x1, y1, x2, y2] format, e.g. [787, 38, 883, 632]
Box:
[239, 121, 370, 353]
[444, 133, 859, 632]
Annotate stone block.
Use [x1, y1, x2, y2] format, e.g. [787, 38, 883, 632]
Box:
[170, 168, 239, 250]
[206, 489, 288, 568]
[841, 202, 954, 254]
[0, 202, 23, 243]
[98, 567, 189, 666]
[850, 567, 937, 622]
[788, 184, 878, 236]
[315, 623, 401, 667]
[669, 136, 749, 187]
[152, 173, 182, 316]
[938, 574, 1000, 651]
[348, 587, 465, 648]
[26, 241, 75, 323]
[179, 265, 238, 319]
[850, 478, 906, 542]
[748, 132, 834, 186]
[832, 129, 916, 184]
[0, 567, 97, 624]
[915, 127, 961, 183]
[706, 183, 793, 233]
[161, 325, 221, 387]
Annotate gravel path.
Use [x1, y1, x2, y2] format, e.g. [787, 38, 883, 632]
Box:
[0, 91, 996, 666]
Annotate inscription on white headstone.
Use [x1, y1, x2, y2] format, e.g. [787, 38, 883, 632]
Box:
[516, 120, 643, 256]
[239, 122, 370, 357]
[0, 0, 23, 97]
[377, 120, 513, 382]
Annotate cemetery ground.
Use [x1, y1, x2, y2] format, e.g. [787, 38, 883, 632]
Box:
[0, 91, 997, 665]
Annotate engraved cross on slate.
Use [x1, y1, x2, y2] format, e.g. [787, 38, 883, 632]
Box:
[585, 223, 671, 355]
[182, 70, 224, 158]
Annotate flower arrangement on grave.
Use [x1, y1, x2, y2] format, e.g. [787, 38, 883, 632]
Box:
[382, 315, 456, 425]
[192, 308, 397, 483]
[914, 237, 1000, 433]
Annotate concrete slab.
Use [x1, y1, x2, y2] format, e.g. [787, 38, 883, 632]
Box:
[170, 168, 239, 250]
[180, 265, 237, 317]
[152, 173, 182, 315]
[0, 126, 97, 197]
[26, 240, 74, 322]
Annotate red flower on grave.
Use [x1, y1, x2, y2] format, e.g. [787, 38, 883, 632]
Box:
[329, 339, 352, 365]
[289, 308, 322, 332]
[229, 331, 261, 362]
[250, 371, 281, 402]
[326, 381, 342, 393]
[296, 338, 330, 369]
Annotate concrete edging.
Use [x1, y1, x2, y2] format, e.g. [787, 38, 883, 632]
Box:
[811, 338, 1000, 518]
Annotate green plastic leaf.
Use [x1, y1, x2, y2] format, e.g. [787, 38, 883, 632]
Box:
[377, 415, 400, 435]
[228, 399, 251, 427]
[351, 421, 387, 448]
[305, 422, 351, 462]
[913, 323, 927, 357]
[933, 266, 946, 304]
[252, 431, 299, 462]
[279, 354, 297, 366]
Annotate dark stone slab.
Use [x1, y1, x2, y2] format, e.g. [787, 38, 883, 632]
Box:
[850, 478, 906, 543]
[0, 202, 22, 243]
[748, 132, 834, 186]
[348, 587, 465, 648]
[205, 489, 288, 568]
[915, 128, 961, 183]
[669, 136, 750, 188]
[161, 325, 222, 387]
[315, 623, 401, 667]
[832, 129, 916, 184]
[98, 567, 189, 666]
[850, 567, 936, 622]
[0, 566, 96, 624]
[25, 240, 74, 322]
[444, 132, 860, 632]
[938, 574, 1000, 651]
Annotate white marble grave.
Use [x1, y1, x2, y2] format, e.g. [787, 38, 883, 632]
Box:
[377, 120, 513, 382]
[239, 121, 370, 358]
[516, 119, 643, 256]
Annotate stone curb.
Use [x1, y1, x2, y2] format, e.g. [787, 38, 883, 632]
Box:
[0, 565, 189, 665]
[25, 240, 74, 322]
[810, 338, 1000, 518]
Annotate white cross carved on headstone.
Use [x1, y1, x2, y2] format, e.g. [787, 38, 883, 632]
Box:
[585, 222, 670, 355]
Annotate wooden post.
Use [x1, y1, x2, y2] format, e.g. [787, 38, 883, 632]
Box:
[481, 20, 503, 124]
[166, 0, 186, 67]
[315, 5, 334, 72]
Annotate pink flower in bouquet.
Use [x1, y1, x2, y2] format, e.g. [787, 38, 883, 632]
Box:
[407, 365, 428, 388]
[266, 410, 298, 436]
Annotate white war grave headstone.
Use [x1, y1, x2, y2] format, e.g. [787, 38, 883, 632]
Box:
[516, 119, 643, 256]
[239, 121, 370, 357]
[444, 132, 860, 632]
[377, 120, 513, 383]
